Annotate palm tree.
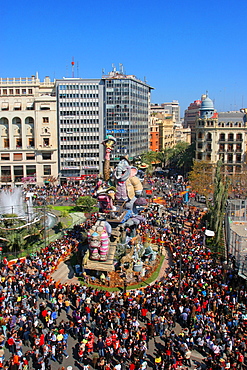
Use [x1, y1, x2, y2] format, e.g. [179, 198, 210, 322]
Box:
[156, 148, 173, 168]
[6, 233, 25, 252]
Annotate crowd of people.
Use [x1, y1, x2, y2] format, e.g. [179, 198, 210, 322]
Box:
[0, 178, 246, 370]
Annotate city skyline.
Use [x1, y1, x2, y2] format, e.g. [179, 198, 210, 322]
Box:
[2, 0, 247, 115]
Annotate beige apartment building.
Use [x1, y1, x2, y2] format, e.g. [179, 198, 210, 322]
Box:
[0, 74, 58, 185]
[150, 107, 176, 151]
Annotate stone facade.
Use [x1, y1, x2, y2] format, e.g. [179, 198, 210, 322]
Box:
[0, 75, 58, 185]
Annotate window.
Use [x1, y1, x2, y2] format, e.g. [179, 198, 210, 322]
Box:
[28, 89, 32, 94]
[16, 89, 20, 95]
[13, 153, 23, 161]
[22, 89, 26, 95]
[28, 138, 34, 147]
[26, 165, 36, 177]
[42, 152, 51, 160]
[3, 139, 9, 148]
[43, 165, 51, 176]
[236, 154, 241, 163]
[26, 153, 35, 160]
[14, 165, 23, 182]
[9, 89, 13, 95]
[1, 166, 11, 182]
[16, 138, 22, 148]
[40, 104, 50, 110]
[43, 117, 49, 123]
[43, 138, 49, 147]
[14, 103, 21, 110]
[1, 153, 10, 160]
[3, 89, 7, 95]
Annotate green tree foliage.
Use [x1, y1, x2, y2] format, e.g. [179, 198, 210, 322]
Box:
[169, 142, 195, 174]
[6, 232, 25, 252]
[60, 210, 69, 218]
[76, 196, 98, 213]
[156, 148, 173, 168]
[141, 142, 194, 176]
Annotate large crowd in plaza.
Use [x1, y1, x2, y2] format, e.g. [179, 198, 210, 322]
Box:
[0, 178, 246, 370]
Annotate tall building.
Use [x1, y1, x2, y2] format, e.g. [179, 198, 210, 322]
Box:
[103, 70, 152, 164]
[161, 101, 180, 124]
[56, 78, 103, 183]
[56, 70, 152, 182]
[195, 94, 247, 175]
[0, 75, 58, 185]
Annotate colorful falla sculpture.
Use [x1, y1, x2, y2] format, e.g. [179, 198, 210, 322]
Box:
[114, 156, 143, 210]
[87, 220, 111, 261]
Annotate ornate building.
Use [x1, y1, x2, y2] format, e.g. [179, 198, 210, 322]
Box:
[0, 75, 58, 185]
[195, 94, 247, 175]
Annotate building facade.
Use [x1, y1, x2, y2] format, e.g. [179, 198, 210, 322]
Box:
[184, 98, 204, 142]
[149, 115, 160, 152]
[56, 78, 104, 182]
[195, 95, 247, 175]
[0, 75, 58, 185]
[149, 107, 176, 152]
[56, 70, 152, 182]
[103, 70, 152, 164]
[161, 101, 180, 124]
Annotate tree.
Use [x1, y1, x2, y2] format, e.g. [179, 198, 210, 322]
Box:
[208, 160, 229, 251]
[156, 148, 173, 168]
[140, 151, 159, 175]
[188, 160, 214, 197]
[169, 142, 191, 171]
[76, 196, 98, 213]
[6, 232, 25, 252]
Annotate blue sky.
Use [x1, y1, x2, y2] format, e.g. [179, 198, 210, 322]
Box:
[1, 0, 247, 116]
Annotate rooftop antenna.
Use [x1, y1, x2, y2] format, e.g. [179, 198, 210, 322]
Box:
[144, 76, 147, 83]
[102, 68, 105, 76]
[77, 62, 79, 78]
[71, 57, 75, 78]
[119, 63, 124, 74]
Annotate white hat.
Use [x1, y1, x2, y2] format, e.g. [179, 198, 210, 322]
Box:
[67, 367, 73, 370]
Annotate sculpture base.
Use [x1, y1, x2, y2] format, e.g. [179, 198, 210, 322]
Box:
[84, 243, 116, 272]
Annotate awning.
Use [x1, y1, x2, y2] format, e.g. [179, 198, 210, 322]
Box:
[40, 104, 50, 110]
[26, 102, 33, 108]
[14, 103, 21, 109]
[2, 102, 9, 109]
